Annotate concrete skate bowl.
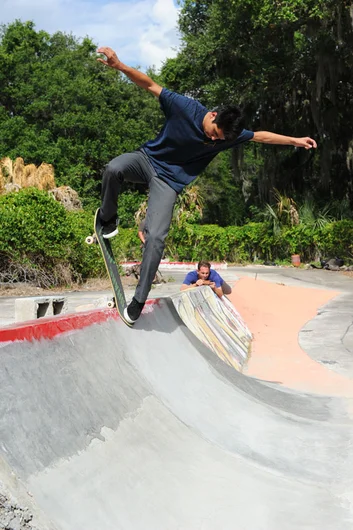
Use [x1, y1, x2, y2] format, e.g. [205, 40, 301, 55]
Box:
[0, 296, 353, 530]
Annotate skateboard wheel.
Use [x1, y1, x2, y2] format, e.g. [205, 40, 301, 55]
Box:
[85, 235, 96, 245]
[107, 299, 116, 309]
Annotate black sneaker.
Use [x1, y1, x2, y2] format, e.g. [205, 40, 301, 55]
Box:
[101, 215, 119, 239]
[123, 297, 145, 324]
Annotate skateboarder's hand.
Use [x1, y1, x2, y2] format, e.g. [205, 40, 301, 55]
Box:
[292, 137, 317, 150]
[97, 47, 121, 70]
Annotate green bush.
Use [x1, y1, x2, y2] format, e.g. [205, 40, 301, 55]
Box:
[226, 223, 275, 262]
[1, 188, 352, 288]
[0, 189, 106, 286]
[319, 221, 353, 259]
[118, 191, 147, 228]
[280, 225, 319, 261]
[166, 222, 275, 262]
[66, 210, 105, 278]
[0, 188, 145, 286]
[111, 227, 142, 262]
[278, 221, 353, 262]
[0, 187, 72, 257]
[166, 220, 353, 263]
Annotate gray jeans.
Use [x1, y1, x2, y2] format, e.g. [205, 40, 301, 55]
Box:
[101, 149, 177, 303]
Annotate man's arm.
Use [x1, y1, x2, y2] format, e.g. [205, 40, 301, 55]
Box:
[97, 46, 163, 98]
[180, 274, 193, 291]
[180, 283, 195, 291]
[207, 272, 224, 298]
[251, 131, 317, 150]
[208, 282, 223, 298]
[137, 230, 145, 245]
[180, 279, 222, 297]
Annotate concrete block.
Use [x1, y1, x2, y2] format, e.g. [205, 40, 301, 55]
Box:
[15, 296, 68, 323]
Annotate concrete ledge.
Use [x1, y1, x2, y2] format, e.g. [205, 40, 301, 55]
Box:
[14, 296, 68, 323]
[121, 260, 228, 271]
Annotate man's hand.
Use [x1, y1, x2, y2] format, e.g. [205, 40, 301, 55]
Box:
[195, 279, 216, 288]
[96, 45, 162, 97]
[97, 47, 122, 70]
[291, 137, 317, 150]
[190, 279, 223, 298]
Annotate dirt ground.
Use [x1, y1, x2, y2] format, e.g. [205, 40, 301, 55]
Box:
[0, 276, 136, 298]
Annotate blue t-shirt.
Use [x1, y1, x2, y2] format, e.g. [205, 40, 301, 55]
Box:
[183, 269, 224, 288]
[142, 88, 254, 193]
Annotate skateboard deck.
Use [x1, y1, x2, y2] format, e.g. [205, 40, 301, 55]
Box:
[86, 209, 132, 327]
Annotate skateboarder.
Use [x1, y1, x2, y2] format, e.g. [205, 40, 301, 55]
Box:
[97, 46, 317, 324]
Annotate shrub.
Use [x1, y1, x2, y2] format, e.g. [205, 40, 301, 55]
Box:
[226, 223, 275, 262]
[1, 188, 352, 288]
[165, 220, 353, 264]
[280, 224, 319, 261]
[111, 227, 142, 262]
[0, 187, 71, 257]
[66, 210, 105, 279]
[118, 191, 147, 228]
[0, 189, 105, 286]
[319, 221, 353, 260]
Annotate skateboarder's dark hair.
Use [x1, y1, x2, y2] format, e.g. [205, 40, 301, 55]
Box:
[198, 260, 211, 270]
[213, 105, 245, 141]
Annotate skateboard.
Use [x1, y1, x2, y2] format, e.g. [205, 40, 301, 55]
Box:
[85, 209, 132, 327]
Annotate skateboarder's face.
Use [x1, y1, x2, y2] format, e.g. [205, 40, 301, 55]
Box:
[197, 266, 210, 280]
[203, 112, 225, 142]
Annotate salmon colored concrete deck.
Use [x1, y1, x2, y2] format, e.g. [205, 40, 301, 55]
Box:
[229, 277, 353, 397]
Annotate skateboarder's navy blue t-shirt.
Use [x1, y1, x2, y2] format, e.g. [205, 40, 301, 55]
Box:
[142, 88, 254, 193]
[183, 269, 224, 288]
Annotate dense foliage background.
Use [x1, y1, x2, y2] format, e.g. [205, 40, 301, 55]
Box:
[0, 5, 352, 286]
[162, 0, 353, 212]
[0, 20, 162, 211]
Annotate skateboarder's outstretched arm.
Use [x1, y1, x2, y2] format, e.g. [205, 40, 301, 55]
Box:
[97, 46, 162, 98]
[251, 131, 317, 150]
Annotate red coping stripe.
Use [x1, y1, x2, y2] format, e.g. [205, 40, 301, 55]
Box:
[0, 309, 117, 343]
[0, 299, 158, 343]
